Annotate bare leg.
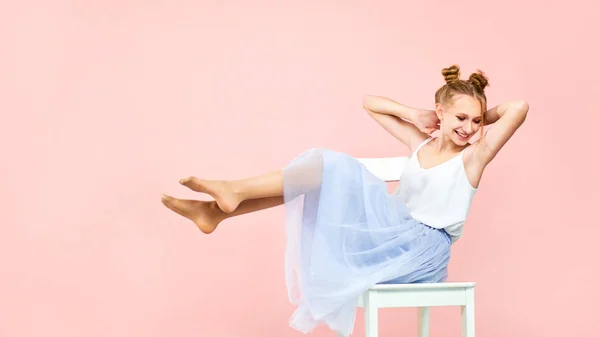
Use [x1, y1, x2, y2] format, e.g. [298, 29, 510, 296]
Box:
[179, 151, 323, 215]
[179, 170, 284, 213]
[161, 194, 284, 234]
[177, 149, 324, 214]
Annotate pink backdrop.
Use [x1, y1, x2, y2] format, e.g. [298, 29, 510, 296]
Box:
[2, 1, 599, 336]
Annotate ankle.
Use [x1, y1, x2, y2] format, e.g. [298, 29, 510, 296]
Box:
[209, 201, 227, 222]
[228, 180, 247, 200]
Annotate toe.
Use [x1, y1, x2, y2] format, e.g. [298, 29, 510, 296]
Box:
[179, 176, 197, 185]
[161, 195, 179, 211]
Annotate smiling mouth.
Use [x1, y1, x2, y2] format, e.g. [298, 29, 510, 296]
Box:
[455, 130, 470, 139]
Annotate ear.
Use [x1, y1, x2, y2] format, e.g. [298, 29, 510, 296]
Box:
[435, 103, 444, 120]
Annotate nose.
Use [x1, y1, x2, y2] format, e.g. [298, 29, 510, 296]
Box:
[464, 122, 473, 134]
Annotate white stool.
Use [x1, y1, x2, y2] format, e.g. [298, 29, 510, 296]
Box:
[350, 156, 476, 337]
[355, 282, 475, 337]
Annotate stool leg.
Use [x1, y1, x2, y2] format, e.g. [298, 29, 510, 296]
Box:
[417, 307, 430, 337]
[364, 291, 378, 337]
[461, 288, 475, 337]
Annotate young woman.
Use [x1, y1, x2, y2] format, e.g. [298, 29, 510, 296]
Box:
[161, 65, 529, 336]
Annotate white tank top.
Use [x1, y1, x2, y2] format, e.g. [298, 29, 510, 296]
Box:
[392, 137, 477, 243]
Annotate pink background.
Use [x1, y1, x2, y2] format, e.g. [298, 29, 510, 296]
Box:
[2, 1, 599, 337]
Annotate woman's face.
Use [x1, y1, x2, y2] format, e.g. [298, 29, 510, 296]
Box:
[437, 94, 483, 146]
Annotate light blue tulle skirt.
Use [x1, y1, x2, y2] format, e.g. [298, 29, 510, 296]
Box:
[282, 148, 451, 336]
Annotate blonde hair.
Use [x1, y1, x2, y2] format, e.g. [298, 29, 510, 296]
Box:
[434, 64, 490, 136]
[435, 64, 489, 110]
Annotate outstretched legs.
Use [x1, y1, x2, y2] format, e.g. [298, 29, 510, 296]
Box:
[161, 148, 325, 233]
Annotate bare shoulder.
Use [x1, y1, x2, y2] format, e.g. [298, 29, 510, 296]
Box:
[462, 100, 529, 188]
[408, 132, 431, 153]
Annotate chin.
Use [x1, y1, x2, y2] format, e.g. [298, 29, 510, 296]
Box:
[452, 130, 472, 144]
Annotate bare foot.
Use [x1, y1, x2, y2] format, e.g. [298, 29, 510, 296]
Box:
[160, 194, 223, 234]
[178, 177, 242, 213]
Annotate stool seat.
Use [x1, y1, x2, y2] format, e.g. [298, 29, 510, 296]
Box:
[368, 282, 476, 290]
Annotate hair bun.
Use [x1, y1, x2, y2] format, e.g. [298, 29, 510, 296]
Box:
[442, 65, 460, 83]
[469, 70, 490, 92]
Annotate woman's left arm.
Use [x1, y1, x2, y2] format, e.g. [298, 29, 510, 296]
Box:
[474, 100, 530, 166]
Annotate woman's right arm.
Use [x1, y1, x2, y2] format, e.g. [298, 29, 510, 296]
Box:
[362, 95, 437, 152]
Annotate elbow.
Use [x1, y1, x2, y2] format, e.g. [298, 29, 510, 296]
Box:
[516, 100, 529, 114]
[511, 100, 529, 123]
[514, 101, 529, 128]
